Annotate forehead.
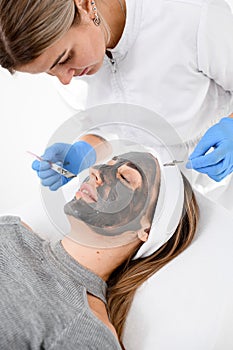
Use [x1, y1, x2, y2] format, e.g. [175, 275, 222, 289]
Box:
[113, 152, 157, 171]
[16, 27, 75, 74]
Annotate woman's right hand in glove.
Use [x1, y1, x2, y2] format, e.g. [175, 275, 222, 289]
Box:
[32, 141, 96, 191]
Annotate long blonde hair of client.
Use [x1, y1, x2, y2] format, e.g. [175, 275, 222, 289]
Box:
[107, 174, 199, 344]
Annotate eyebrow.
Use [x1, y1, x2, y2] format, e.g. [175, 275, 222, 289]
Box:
[49, 50, 67, 70]
[126, 162, 140, 171]
[112, 157, 141, 173]
[122, 162, 142, 180]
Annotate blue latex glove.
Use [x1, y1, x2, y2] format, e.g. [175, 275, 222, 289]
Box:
[32, 141, 96, 190]
[186, 117, 233, 182]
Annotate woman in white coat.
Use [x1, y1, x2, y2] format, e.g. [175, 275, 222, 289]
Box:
[1, 0, 233, 207]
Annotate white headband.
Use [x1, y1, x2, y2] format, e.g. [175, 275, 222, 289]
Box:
[133, 149, 184, 259]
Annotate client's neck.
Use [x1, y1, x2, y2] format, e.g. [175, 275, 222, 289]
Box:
[61, 236, 134, 281]
[61, 216, 141, 280]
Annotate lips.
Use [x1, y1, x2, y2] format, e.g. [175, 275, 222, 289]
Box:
[78, 67, 89, 76]
[76, 183, 97, 202]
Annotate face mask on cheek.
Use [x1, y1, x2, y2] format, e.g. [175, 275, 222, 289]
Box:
[64, 152, 157, 247]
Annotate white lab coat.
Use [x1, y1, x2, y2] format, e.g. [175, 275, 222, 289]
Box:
[55, 0, 233, 210]
[57, 0, 233, 141]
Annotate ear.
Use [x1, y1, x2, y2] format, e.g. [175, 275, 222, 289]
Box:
[74, 0, 93, 16]
[137, 229, 149, 242]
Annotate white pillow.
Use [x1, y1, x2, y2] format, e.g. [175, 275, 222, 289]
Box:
[123, 191, 233, 350]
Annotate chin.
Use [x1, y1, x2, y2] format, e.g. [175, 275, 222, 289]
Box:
[64, 198, 77, 217]
[88, 61, 103, 75]
[87, 67, 97, 75]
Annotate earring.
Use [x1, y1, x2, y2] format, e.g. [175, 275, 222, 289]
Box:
[91, 0, 101, 26]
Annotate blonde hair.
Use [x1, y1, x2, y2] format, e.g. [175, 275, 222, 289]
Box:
[0, 0, 78, 73]
[107, 174, 199, 346]
[0, 0, 112, 73]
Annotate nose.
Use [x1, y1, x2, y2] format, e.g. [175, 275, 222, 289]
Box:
[90, 167, 102, 185]
[51, 68, 75, 85]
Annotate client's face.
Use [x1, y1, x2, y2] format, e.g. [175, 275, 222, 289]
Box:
[64, 152, 160, 247]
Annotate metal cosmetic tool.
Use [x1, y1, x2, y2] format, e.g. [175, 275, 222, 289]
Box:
[27, 151, 77, 179]
[163, 160, 184, 167]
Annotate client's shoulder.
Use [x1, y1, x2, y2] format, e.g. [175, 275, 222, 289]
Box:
[0, 214, 44, 247]
[0, 215, 22, 237]
[0, 215, 21, 225]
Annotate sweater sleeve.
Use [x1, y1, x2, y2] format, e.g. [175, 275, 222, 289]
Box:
[197, 0, 233, 92]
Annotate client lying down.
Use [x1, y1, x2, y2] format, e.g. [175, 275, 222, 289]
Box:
[0, 151, 198, 349]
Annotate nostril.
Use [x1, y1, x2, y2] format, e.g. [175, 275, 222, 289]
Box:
[95, 174, 102, 185]
[91, 167, 102, 185]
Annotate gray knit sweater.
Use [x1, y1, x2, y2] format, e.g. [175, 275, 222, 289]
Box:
[0, 216, 122, 350]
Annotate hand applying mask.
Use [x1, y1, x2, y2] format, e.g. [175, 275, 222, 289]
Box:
[32, 141, 96, 191]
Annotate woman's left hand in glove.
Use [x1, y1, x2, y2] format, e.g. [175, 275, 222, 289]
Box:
[186, 117, 233, 182]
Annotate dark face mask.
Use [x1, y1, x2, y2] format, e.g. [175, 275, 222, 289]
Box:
[64, 152, 159, 236]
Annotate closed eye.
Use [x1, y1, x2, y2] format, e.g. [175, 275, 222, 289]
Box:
[120, 174, 130, 184]
[59, 55, 72, 65]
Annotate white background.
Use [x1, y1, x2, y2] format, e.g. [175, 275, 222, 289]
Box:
[0, 71, 78, 209]
[0, 0, 233, 223]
